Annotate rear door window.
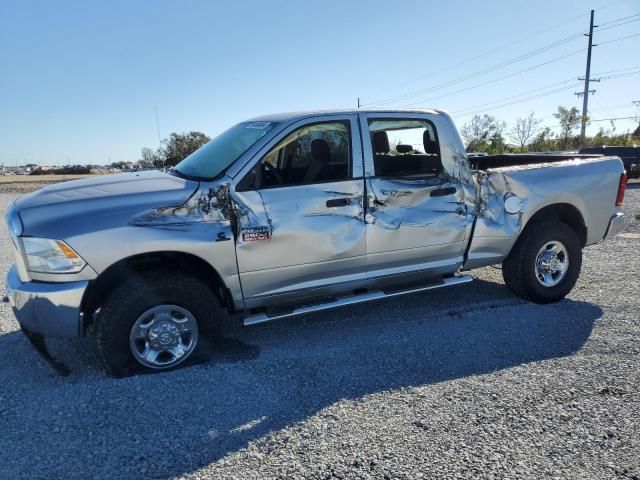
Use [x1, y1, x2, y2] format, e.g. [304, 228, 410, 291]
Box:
[367, 119, 442, 178]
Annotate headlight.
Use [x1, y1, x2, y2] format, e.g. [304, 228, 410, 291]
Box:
[6, 204, 23, 237]
[22, 238, 86, 274]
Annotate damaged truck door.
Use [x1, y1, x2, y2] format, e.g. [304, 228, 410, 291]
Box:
[232, 115, 367, 305]
[359, 114, 473, 279]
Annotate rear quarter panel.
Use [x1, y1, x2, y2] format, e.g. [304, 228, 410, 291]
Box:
[465, 156, 624, 269]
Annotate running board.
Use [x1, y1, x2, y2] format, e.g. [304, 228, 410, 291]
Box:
[242, 274, 473, 327]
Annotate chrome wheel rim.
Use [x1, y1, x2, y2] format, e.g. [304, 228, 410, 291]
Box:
[129, 305, 198, 369]
[535, 241, 569, 287]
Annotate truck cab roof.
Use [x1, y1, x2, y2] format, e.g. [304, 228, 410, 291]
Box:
[246, 108, 445, 124]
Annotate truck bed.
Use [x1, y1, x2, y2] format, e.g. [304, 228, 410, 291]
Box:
[470, 153, 601, 171]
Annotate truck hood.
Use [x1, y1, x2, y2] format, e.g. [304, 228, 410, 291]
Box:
[15, 171, 199, 237]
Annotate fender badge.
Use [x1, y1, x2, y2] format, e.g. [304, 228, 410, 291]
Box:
[242, 226, 271, 241]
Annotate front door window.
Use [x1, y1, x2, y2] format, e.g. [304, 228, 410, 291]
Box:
[239, 121, 351, 190]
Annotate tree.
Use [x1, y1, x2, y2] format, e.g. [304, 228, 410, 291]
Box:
[553, 106, 581, 150]
[139, 147, 158, 166]
[508, 112, 542, 151]
[460, 114, 506, 153]
[489, 131, 507, 154]
[586, 126, 638, 147]
[529, 126, 559, 152]
[159, 131, 210, 167]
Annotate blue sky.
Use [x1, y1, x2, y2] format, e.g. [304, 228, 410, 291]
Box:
[1, 0, 638, 165]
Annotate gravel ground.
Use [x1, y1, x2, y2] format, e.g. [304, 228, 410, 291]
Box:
[0, 183, 638, 479]
[0, 181, 63, 194]
[0, 175, 95, 193]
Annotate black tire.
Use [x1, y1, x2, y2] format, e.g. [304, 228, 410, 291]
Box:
[94, 271, 226, 376]
[502, 221, 582, 304]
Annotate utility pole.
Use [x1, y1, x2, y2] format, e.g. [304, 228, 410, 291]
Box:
[154, 106, 164, 169]
[579, 9, 596, 144]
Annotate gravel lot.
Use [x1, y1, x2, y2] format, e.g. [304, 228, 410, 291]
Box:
[0, 183, 638, 479]
[0, 175, 96, 193]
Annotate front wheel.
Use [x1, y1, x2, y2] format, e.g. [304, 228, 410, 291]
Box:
[502, 221, 582, 304]
[94, 272, 224, 376]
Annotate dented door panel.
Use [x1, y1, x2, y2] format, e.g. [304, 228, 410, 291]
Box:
[365, 176, 469, 277]
[233, 180, 367, 300]
[358, 111, 475, 278]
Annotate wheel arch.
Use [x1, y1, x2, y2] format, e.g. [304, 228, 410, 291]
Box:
[521, 203, 587, 247]
[81, 251, 236, 333]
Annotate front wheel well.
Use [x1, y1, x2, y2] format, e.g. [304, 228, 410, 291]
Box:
[81, 252, 234, 333]
[523, 203, 587, 247]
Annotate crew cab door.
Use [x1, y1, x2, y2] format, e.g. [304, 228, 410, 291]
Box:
[231, 115, 366, 304]
[359, 112, 471, 279]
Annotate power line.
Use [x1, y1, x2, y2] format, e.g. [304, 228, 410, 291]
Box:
[455, 84, 582, 118]
[359, 0, 626, 102]
[453, 77, 577, 114]
[597, 17, 640, 32]
[399, 48, 586, 108]
[598, 69, 640, 80]
[446, 14, 638, 138]
[589, 65, 640, 75]
[454, 68, 640, 115]
[453, 70, 640, 118]
[593, 0, 629, 11]
[361, 32, 585, 107]
[358, 4, 636, 114]
[598, 32, 640, 46]
[366, 29, 640, 110]
[596, 12, 640, 26]
[578, 7, 640, 141]
[360, 17, 594, 101]
[590, 102, 640, 111]
[590, 116, 638, 121]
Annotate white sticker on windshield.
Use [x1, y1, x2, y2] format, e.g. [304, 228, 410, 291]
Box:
[244, 121, 271, 130]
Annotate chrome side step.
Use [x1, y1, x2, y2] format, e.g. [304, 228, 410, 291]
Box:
[242, 274, 473, 327]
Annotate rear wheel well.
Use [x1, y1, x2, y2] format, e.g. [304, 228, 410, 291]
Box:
[81, 252, 233, 333]
[524, 203, 587, 246]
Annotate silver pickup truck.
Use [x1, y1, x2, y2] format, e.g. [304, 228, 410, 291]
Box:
[5, 109, 627, 375]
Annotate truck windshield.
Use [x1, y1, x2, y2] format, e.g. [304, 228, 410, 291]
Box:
[175, 121, 278, 179]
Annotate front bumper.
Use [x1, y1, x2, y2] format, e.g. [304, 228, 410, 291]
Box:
[604, 212, 625, 241]
[6, 265, 87, 338]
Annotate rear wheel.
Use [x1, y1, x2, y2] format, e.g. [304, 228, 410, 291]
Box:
[94, 272, 224, 376]
[502, 221, 582, 304]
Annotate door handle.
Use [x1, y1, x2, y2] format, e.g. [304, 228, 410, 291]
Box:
[430, 187, 457, 197]
[326, 198, 351, 208]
